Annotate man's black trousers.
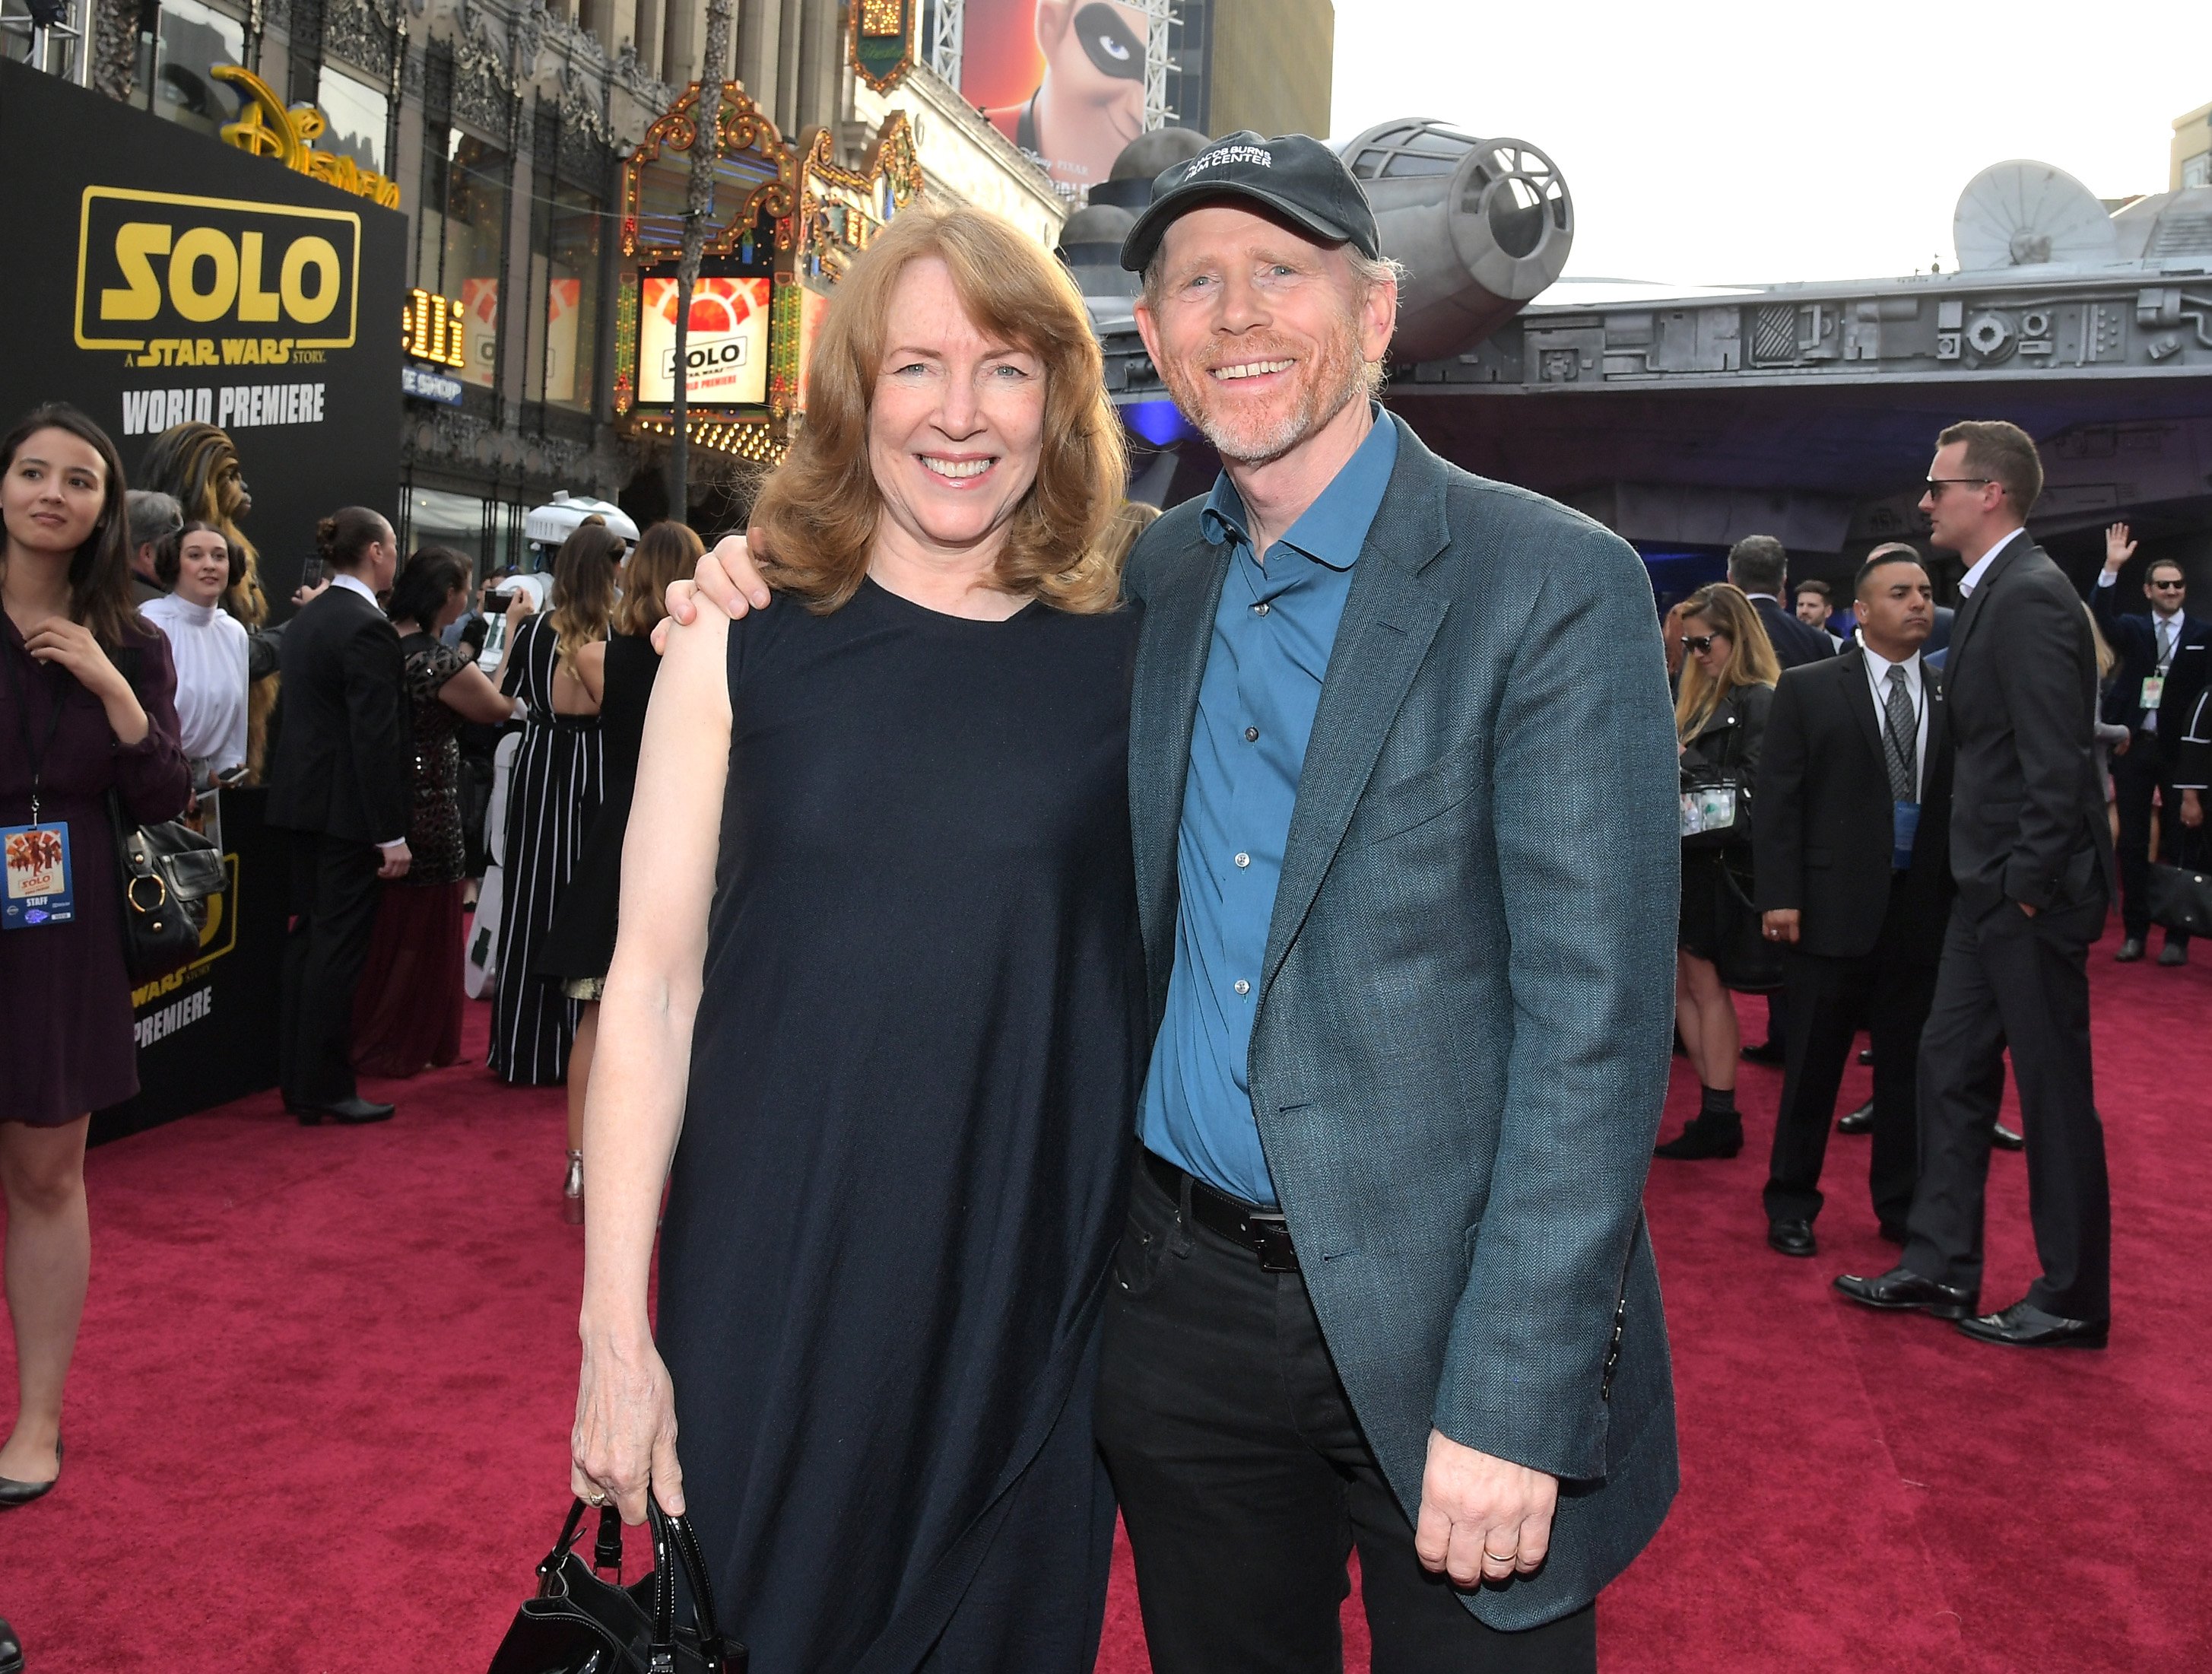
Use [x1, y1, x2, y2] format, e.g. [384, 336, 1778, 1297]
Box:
[1905, 892, 2111, 1322]
[1096, 1155, 1598, 1674]
[1763, 881, 1938, 1231]
[278, 831, 382, 1107]
[2112, 744, 2188, 944]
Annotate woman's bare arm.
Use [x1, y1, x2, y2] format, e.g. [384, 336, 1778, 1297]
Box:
[575, 638, 608, 709]
[436, 659, 521, 726]
[572, 608, 731, 1523]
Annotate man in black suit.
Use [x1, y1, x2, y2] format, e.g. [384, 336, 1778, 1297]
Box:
[1837, 421, 2114, 1349]
[265, 507, 411, 1125]
[1755, 552, 1952, 1258]
[2093, 523, 2210, 965]
[1729, 534, 1834, 1066]
[1729, 535, 1836, 671]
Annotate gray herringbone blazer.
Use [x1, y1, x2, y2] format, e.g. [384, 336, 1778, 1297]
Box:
[1122, 415, 1682, 1628]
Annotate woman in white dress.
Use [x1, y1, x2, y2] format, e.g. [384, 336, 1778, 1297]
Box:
[138, 521, 249, 787]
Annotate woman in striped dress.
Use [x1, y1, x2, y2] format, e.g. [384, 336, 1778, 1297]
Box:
[487, 523, 617, 1084]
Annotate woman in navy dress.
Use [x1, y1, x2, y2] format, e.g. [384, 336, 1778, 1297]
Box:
[569, 206, 1141, 1671]
[0, 405, 189, 1505]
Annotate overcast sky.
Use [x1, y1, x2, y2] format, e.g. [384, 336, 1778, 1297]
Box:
[1329, 0, 2208, 287]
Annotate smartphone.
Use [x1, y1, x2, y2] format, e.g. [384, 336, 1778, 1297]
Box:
[484, 589, 513, 611]
[301, 556, 327, 589]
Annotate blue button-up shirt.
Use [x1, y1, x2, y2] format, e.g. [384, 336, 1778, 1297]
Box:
[1139, 411, 1399, 1207]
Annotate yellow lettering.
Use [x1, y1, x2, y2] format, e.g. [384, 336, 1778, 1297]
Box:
[280, 237, 340, 324]
[197, 338, 219, 364]
[101, 222, 170, 321]
[236, 230, 281, 322]
[221, 338, 246, 364]
[168, 227, 238, 323]
[272, 338, 292, 364]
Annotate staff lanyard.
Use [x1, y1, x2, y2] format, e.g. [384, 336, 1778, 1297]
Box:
[1, 632, 67, 825]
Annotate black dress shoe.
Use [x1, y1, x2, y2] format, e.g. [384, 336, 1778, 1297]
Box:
[2115, 937, 2146, 962]
[1857, 1047, 1874, 1066]
[1877, 1219, 1909, 1245]
[1956, 1300, 2108, 1349]
[1654, 1115, 1744, 1160]
[0, 1612, 21, 1674]
[289, 1097, 396, 1126]
[1837, 1100, 1874, 1135]
[1767, 1219, 1817, 1257]
[0, 1435, 61, 1510]
[2159, 940, 2188, 967]
[1990, 1122, 2024, 1151]
[1740, 1039, 1786, 1066]
[1833, 1266, 1978, 1320]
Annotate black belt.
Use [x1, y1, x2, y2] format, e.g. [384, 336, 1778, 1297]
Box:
[1143, 1149, 1299, 1272]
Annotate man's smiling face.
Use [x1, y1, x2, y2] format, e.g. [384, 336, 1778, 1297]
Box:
[1135, 204, 1395, 467]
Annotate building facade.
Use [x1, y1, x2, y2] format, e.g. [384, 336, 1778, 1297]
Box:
[9, 0, 1065, 567]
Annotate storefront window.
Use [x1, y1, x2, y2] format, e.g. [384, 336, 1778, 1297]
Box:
[528, 186, 601, 411]
[416, 130, 510, 390]
[148, 0, 246, 141]
[316, 64, 389, 176]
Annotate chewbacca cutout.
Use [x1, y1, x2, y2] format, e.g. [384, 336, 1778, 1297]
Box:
[139, 423, 277, 780]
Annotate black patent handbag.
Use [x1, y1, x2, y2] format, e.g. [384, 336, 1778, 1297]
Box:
[2148, 831, 2212, 938]
[487, 1495, 743, 1674]
[109, 794, 224, 984]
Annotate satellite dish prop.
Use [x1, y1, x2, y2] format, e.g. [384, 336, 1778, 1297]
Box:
[1953, 161, 2117, 270]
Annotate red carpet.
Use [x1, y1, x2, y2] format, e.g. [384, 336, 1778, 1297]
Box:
[3, 927, 2209, 1670]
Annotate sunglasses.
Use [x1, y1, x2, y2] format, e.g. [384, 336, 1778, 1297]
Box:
[1680, 634, 1720, 654]
[1923, 477, 1991, 497]
[2150, 579, 2185, 591]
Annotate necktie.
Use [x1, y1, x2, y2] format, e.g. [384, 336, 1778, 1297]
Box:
[1883, 665, 1916, 800]
[2159, 618, 2175, 669]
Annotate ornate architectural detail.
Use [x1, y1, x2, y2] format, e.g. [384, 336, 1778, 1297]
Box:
[848, 0, 920, 94]
[323, 0, 399, 75]
[446, 0, 517, 137]
[620, 80, 792, 260]
[611, 40, 677, 119]
[508, 0, 547, 85]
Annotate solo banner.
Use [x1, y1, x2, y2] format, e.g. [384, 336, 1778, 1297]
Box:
[0, 56, 405, 605]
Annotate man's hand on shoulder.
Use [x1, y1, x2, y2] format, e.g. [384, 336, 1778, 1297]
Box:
[652, 532, 771, 654]
[1414, 1428, 1557, 1587]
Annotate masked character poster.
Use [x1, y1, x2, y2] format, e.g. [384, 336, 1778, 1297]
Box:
[138, 422, 276, 779]
[966, 0, 1149, 200]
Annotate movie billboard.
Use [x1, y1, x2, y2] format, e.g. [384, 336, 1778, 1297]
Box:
[963, 1, 1150, 199]
[636, 275, 773, 408]
[0, 56, 402, 608]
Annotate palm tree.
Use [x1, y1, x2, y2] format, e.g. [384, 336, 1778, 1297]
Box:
[668, 0, 737, 521]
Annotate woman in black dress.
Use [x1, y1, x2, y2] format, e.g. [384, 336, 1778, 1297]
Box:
[570, 206, 1138, 1672]
[1656, 582, 1778, 1160]
[0, 405, 189, 1504]
[352, 548, 519, 1075]
[486, 526, 617, 1085]
[537, 519, 700, 1221]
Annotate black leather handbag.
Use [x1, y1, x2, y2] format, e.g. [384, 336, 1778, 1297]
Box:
[109, 795, 224, 985]
[1710, 855, 1786, 993]
[2148, 834, 2212, 938]
[485, 1496, 743, 1674]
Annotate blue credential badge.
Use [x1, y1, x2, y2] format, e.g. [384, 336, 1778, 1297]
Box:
[2, 821, 74, 929]
[1891, 801, 1922, 872]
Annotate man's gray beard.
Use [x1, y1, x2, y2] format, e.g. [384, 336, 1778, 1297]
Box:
[1166, 337, 1371, 468]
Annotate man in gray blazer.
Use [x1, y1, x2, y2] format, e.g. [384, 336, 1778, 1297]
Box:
[1093, 136, 1678, 1670]
[671, 135, 1682, 1670]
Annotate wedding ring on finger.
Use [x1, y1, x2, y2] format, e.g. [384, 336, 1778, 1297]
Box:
[1483, 1549, 1517, 1564]
[584, 1489, 609, 1506]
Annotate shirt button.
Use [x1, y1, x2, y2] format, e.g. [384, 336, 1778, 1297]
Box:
[1233, 979, 1251, 996]
[1252, 602, 1270, 616]
[1234, 852, 1250, 868]
[1244, 726, 1259, 742]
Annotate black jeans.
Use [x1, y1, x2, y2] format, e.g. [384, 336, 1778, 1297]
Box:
[1764, 884, 1939, 1230]
[1096, 1156, 1598, 1674]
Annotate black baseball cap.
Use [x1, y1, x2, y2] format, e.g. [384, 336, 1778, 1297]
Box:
[1119, 131, 1380, 274]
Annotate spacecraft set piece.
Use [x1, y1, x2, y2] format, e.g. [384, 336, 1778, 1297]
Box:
[1065, 124, 2212, 554]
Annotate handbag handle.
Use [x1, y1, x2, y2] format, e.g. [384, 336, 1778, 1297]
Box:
[538, 1495, 728, 1670]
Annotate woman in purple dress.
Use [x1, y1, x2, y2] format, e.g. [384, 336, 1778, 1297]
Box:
[0, 405, 189, 1507]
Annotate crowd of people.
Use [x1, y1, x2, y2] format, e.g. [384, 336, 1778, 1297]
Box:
[0, 124, 2182, 1672]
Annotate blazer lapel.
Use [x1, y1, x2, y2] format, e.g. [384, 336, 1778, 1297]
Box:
[1945, 534, 2030, 677]
[1258, 421, 1451, 999]
[1129, 529, 1232, 980]
[1835, 646, 1887, 778]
